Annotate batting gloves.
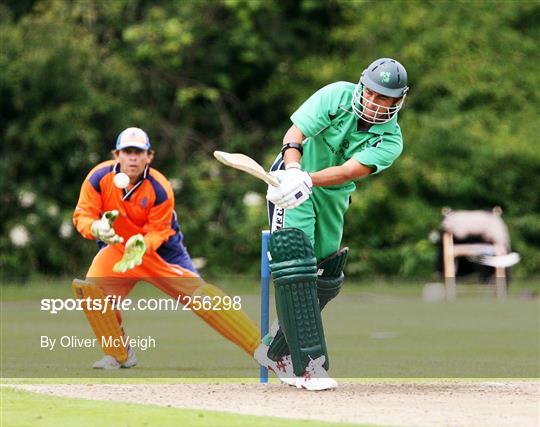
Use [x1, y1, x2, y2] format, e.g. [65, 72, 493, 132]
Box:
[266, 167, 312, 209]
[113, 234, 146, 273]
[91, 210, 124, 245]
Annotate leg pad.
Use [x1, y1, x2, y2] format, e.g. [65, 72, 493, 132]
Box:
[268, 248, 348, 370]
[72, 279, 128, 363]
[190, 283, 260, 355]
[269, 228, 327, 375]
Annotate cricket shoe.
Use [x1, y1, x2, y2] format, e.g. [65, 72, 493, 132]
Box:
[296, 355, 337, 391]
[254, 343, 296, 386]
[92, 346, 137, 369]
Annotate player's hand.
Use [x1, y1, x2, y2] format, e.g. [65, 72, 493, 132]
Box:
[266, 170, 286, 206]
[266, 167, 312, 209]
[91, 210, 124, 245]
[265, 170, 286, 206]
[113, 234, 146, 273]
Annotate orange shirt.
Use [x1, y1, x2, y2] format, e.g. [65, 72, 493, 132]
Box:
[74, 160, 179, 255]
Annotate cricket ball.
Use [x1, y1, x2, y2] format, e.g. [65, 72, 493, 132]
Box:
[113, 173, 130, 189]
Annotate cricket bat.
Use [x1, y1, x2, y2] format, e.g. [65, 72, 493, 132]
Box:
[213, 151, 280, 187]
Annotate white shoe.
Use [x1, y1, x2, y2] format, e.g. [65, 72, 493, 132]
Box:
[295, 355, 337, 391]
[92, 347, 137, 369]
[254, 343, 296, 386]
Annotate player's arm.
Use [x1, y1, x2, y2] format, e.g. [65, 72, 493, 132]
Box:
[73, 175, 123, 244]
[73, 179, 103, 240]
[310, 159, 373, 186]
[281, 124, 304, 165]
[279, 124, 373, 186]
[310, 133, 402, 186]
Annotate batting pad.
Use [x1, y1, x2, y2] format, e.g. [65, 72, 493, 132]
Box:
[268, 247, 348, 370]
[72, 279, 128, 363]
[316, 247, 349, 311]
[190, 283, 260, 356]
[269, 228, 327, 376]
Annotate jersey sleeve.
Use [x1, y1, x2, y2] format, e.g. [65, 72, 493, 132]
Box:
[73, 178, 102, 240]
[290, 82, 351, 137]
[352, 134, 403, 175]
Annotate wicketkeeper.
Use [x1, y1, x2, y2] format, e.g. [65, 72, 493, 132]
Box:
[73, 127, 259, 369]
[254, 58, 409, 390]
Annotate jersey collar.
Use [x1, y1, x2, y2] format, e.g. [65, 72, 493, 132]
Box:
[114, 163, 150, 201]
[362, 115, 398, 135]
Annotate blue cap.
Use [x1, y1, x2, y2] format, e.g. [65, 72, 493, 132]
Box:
[115, 127, 151, 150]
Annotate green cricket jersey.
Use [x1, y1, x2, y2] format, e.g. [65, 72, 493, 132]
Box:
[291, 81, 403, 191]
[281, 81, 404, 258]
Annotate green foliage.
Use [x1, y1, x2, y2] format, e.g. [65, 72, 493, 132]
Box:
[1, 0, 539, 281]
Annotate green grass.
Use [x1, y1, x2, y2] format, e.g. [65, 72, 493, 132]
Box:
[1, 278, 539, 378]
[1, 387, 362, 427]
[1, 278, 537, 427]
[2, 275, 538, 301]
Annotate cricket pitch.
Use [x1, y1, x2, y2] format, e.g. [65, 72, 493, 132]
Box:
[6, 380, 539, 426]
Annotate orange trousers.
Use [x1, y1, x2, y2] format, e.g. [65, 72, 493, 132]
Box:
[85, 244, 259, 355]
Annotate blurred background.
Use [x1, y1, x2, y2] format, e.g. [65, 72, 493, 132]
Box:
[1, 0, 539, 282]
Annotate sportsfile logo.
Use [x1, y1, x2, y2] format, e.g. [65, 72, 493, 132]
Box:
[41, 295, 242, 314]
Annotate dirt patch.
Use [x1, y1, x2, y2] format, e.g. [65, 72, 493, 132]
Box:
[8, 381, 539, 426]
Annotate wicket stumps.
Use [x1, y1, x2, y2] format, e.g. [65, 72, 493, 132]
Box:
[260, 230, 271, 383]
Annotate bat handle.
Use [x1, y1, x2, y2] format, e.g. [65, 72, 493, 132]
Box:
[265, 175, 280, 187]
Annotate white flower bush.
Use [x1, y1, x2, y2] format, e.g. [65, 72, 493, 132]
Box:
[10, 225, 30, 247]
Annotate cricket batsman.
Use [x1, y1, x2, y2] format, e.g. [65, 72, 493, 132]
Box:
[254, 58, 409, 390]
[73, 127, 259, 369]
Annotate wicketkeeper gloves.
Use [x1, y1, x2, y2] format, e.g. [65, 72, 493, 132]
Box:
[266, 167, 312, 209]
[91, 210, 124, 245]
[113, 234, 146, 273]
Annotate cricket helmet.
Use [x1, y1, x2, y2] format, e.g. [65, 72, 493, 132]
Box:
[351, 58, 409, 124]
